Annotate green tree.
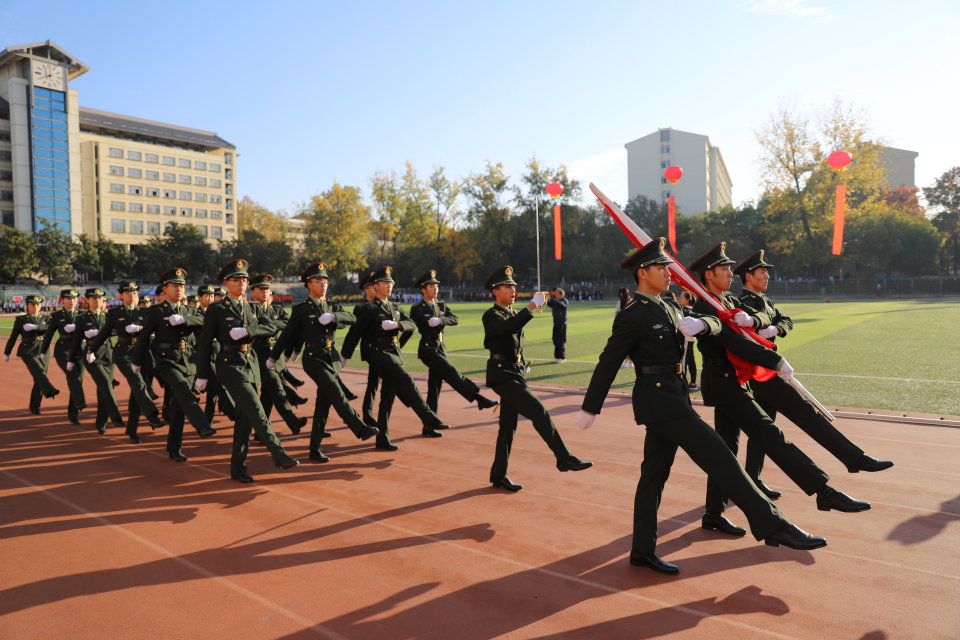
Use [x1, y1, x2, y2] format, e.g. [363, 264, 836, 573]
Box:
[72, 234, 100, 283]
[429, 166, 462, 244]
[34, 220, 74, 283]
[219, 229, 294, 276]
[301, 182, 371, 274]
[0, 226, 38, 282]
[237, 196, 290, 242]
[923, 166, 960, 274]
[132, 223, 216, 283]
[97, 237, 137, 281]
[842, 201, 941, 276]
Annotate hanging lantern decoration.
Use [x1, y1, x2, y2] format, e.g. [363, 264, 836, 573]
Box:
[546, 181, 564, 260]
[827, 150, 852, 255]
[663, 166, 683, 254]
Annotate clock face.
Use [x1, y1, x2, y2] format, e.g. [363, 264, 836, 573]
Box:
[32, 61, 65, 91]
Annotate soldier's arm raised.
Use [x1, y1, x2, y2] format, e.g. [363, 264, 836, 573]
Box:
[483, 306, 533, 337]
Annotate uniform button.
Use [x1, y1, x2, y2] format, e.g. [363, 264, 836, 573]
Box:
[724, 373, 729, 378]
[658, 335, 663, 339]
[656, 382, 661, 388]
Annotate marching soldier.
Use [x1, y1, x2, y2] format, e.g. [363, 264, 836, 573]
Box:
[340, 266, 448, 450]
[135, 293, 160, 401]
[3, 294, 60, 413]
[268, 262, 378, 462]
[577, 238, 826, 574]
[41, 289, 87, 424]
[734, 251, 893, 497]
[185, 294, 199, 308]
[67, 288, 125, 434]
[409, 268, 499, 413]
[343, 272, 382, 427]
[248, 274, 307, 435]
[482, 266, 592, 491]
[132, 268, 215, 462]
[196, 284, 236, 423]
[546, 287, 568, 363]
[87, 281, 165, 442]
[195, 259, 299, 481]
[690, 242, 871, 536]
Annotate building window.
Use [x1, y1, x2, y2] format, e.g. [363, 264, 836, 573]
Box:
[224, 153, 232, 166]
[211, 210, 222, 219]
[180, 191, 192, 201]
[163, 172, 175, 182]
[146, 170, 159, 180]
[225, 169, 233, 180]
[163, 189, 176, 199]
[195, 208, 208, 218]
[179, 174, 191, 184]
[0, 189, 14, 201]
[127, 150, 142, 161]
[145, 153, 159, 164]
[0, 170, 13, 181]
[661, 160, 669, 169]
[225, 213, 234, 224]
[197, 225, 208, 237]
[162, 155, 175, 166]
[130, 220, 144, 234]
[178, 158, 191, 168]
[129, 185, 143, 195]
[109, 165, 123, 176]
[146, 187, 159, 197]
[210, 162, 221, 172]
[0, 151, 11, 162]
[194, 176, 207, 186]
[2, 209, 14, 226]
[225, 198, 233, 210]
[195, 193, 207, 202]
[195, 160, 207, 170]
[211, 226, 223, 238]
[660, 144, 670, 154]
[225, 184, 233, 195]
[660, 129, 670, 142]
[130, 203, 143, 213]
[210, 178, 221, 188]
[111, 219, 126, 233]
[163, 206, 176, 215]
[180, 207, 192, 217]
[147, 204, 160, 214]
[110, 201, 125, 211]
[128, 168, 142, 178]
[0, 131, 11, 142]
[108, 148, 123, 158]
[211, 195, 222, 204]
[109, 183, 124, 193]
[147, 221, 161, 235]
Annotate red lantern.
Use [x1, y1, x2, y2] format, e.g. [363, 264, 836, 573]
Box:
[663, 165, 683, 184]
[545, 181, 564, 198]
[827, 150, 852, 170]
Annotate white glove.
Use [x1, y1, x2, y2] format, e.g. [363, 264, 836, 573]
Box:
[167, 314, 185, 326]
[66, 361, 74, 371]
[679, 316, 707, 338]
[777, 359, 794, 381]
[3, 354, 9, 363]
[22, 323, 38, 332]
[319, 312, 335, 325]
[64, 323, 76, 333]
[733, 311, 756, 328]
[531, 292, 546, 306]
[84, 328, 99, 339]
[427, 317, 443, 327]
[131, 364, 141, 375]
[195, 378, 207, 392]
[339, 354, 347, 368]
[125, 324, 142, 334]
[265, 357, 276, 370]
[229, 327, 248, 340]
[759, 326, 779, 339]
[85, 352, 96, 364]
[381, 319, 399, 331]
[576, 410, 596, 430]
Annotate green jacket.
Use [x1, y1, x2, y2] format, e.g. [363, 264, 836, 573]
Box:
[87, 305, 144, 364]
[4, 313, 49, 358]
[410, 298, 458, 359]
[272, 297, 354, 366]
[41, 308, 83, 362]
[340, 298, 412, 366]
[132, 299, 204, 376]
[196, 297, 275, 385]
[482, 304, 533, 386]
[67, 310, 111, 365]
[737, 289, 793, 340]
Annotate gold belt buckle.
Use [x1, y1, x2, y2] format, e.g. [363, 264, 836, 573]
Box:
[325, 338, 332, 349]
[515, 354, 521, 363]
[391, 336, 398, 344]
[178, 339, 187, 350]
[437, 333, 443, 343]
[130, 337, 138, 345]
[240, 343, 249, 353]
[268, 337, 276, 346]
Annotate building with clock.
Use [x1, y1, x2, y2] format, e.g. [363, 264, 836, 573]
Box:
[0, 40, 237, 247]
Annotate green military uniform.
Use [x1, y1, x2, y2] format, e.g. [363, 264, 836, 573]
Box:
[40, 289, 87, 423]
[196, 259, 297, 480]
[4, 295, 59, 413]
[87, 281, 164, 442]
[340, 266, 445, 450]
[350, 272, 380, 426]
[67, 288, 124, 433]
[133, 268, 214, 461]
[270, 262, 377, 461]
[581, 240, 793, 569]
[691, 243, 869, 519]
[137, 295, 160, 401]
[247, 274, 306, 436]
[195, 285, 236, 423]
[734, 251, 885, 483]
[410, 268, 498, 414]
[482, 266, 590, 489]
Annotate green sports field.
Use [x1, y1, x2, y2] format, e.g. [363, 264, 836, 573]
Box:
[3, 299, 957, 415]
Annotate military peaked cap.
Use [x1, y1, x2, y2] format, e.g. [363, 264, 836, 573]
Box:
[689, 242, 736, 274]
[734, 250, 775, 276]
[300, 262, 330, 282]
[118, 280, 139, 293]
[370, 265, 394, 284]
[218, 258, 249, 281]
[415, 268, 440, 289]
[25, 294, 43, 304]
[159, 267, 188, 285]
[197, 284, 216, 296]
[85, 287, 105, 298]
[250, 273, 274, 289]
[622, 237, 672, 275]
[485, 265, 517, 290]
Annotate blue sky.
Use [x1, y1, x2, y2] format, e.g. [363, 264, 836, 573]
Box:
[2, 0, 957, 214]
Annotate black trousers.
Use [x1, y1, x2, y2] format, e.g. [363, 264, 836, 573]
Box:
[115, 357, 158, 435]
[259, 363, 303, 433]
[86, 360, 123, 428]
[374, 358, 442, 445]
[421, 349, 479, 413]
[205, 368, 235, 423]
[552, 323, 566, 360]
[745, 377, 863, 478]
[362, 366, 380, 423]
[684, 344, 697, 385]
[22, 354, 57, 410]
[157, 367, 209, 454]
[303, 358, 369, 454]
[634, 413, 787, 555]
[488, 379, 570, 481]
[705, 395, 829, 514]
[54, 352, 86, 420]
[227, 379, 286, 475]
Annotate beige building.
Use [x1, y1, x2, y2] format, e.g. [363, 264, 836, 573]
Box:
[878, 146, 918, 189]
[0, 40, 236, 247]
[625, 127, 733, 215]
[286, 216, 307, 253]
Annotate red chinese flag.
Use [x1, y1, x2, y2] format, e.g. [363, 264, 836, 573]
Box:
[832, 184, 846, 255]
[667, 195, 677, 254]
[553, 203, 562, 260]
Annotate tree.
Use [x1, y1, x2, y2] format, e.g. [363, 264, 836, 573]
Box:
[0, 226, 38, 282]
[923, 166, 960, 274]
[429, 166, 462, 244]
[883, 186, 924, 218]
[97, 237, 137, 281]
[301, 182, 371, 274]
[72, 234, 100, 283]
[132, 223, 216, 283]
[219, 229, 294, 276]
[237, 196, 290, 242]
[842, 201, 941, 276]
[34, 220, 74, 283]
[369, 163, 439, 275]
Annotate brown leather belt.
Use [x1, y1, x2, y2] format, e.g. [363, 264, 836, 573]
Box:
[221, 343, 250, 353]
[156, 340, 187, 351]
[306, 339, 334, 350]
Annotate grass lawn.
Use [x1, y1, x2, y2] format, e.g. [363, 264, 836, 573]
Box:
[3, 299, 957, 415]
